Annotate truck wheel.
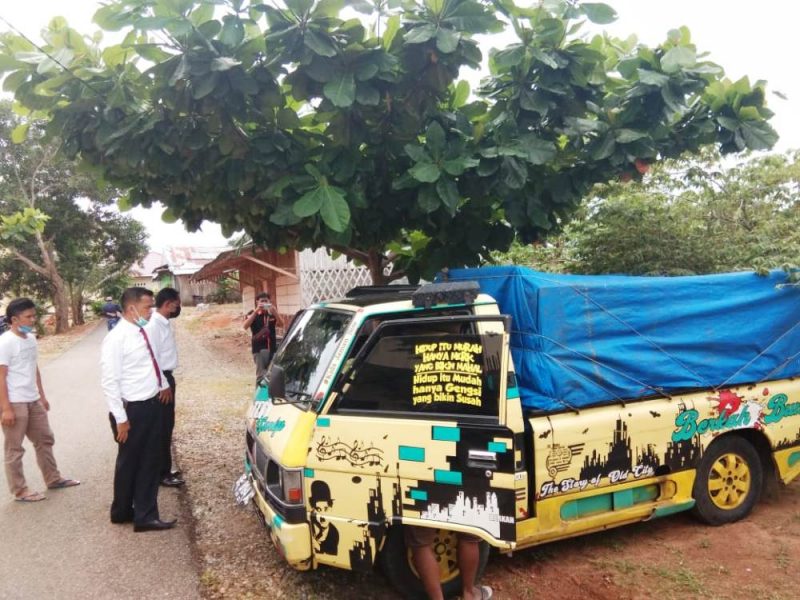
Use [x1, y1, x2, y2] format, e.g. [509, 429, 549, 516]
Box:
[379, 526, 489, 600]
[691, 435, 762, 526]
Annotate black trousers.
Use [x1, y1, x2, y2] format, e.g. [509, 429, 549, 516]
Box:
[161, 371, 176, 477]
[109, 396, 163, 525]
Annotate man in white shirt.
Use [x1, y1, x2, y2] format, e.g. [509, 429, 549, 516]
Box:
[0, 298, 79, 502]
[145, 287, 184, 488]
[100, 287, 175, 531]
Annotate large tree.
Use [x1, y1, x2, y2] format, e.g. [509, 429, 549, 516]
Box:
[0, 103, 147, 331]
[494, 150, 800, 276]
[0, 0, 778, 283]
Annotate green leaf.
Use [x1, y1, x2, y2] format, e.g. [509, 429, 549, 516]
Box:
[442, 157, 478, 176]
[356, 83, 380, 106]
[219, 16, 245, 47]
[190, 3, 215, 26]
[591, 134, 616, 160]
[581, 3, 617, 24]
[519, 135, 556, 165]
[452, 80, 470, 108]
[11, 123, 29, 144]
[436, 28, 460, 54]
[277, 107, 301, 129]
[409, 162, 441, 183]
[637, 68, 669, 87]
[383, 15, 401, 49]
[615, 129, 648, 143]
[313, 0, 345, 18]
[323, 72, 356, 107]
[285, 0, 314, 15]
[740, 121, 778, 150]
[418, 186, 440, 213]
[425, 121, 446, 158]
[661, 46, 696, 74]
[293, 187, 325, 217]
[405, 144, 429, 163]
[270, 201, 303, 226]
[319, 186, 351, 232]
[161, 208, 179, 224]
[716, 116, 740, 131]
[491, 45, 524, 70]
[210, 57, 242, 72]
[117, 195, 132, 212]
[436, 178, 460, 215]
[192, 73, 219, 99]
[405, 24, 437, 44]
[304, 31, 337, 57]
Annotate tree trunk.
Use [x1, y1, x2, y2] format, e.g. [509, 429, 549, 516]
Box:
[367, 250, 389, 285]
[70, 285, 85, 326]
[50, 275, 71, 333]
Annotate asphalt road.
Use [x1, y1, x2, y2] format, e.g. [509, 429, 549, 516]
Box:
[0, 324, 200, 600]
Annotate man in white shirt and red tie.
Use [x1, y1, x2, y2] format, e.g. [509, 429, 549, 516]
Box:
[145, 287, 184, 488]
[100, 287, 175, 531]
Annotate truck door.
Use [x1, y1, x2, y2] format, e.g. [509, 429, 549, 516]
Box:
[305, 315, 517, 571]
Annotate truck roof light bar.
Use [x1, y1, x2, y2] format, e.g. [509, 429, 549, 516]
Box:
[412, 281, 480, 309]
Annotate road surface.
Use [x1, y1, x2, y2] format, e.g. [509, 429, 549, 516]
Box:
[0, 324, 200, 600]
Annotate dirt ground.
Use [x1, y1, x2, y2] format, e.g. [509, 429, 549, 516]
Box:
[172, 304, 800, 600]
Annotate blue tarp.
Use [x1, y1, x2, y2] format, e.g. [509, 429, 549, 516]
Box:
[446, 266, 800, 412]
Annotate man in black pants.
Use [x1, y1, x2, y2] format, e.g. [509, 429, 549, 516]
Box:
[146, 287, 184, 488]
[100, 287, 176, 532]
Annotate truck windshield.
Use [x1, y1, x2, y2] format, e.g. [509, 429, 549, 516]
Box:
[271, 309, 352, 407]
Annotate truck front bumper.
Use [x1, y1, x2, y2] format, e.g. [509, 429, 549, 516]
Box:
[251, 474, 313, 570]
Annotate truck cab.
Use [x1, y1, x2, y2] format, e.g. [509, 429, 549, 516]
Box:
[243, 282, 526, 593]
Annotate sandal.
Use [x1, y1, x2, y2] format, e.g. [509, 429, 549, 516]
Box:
[47, 478, 80, 489]
[474, 586, 493, 600]
[15, 491, 46, 502]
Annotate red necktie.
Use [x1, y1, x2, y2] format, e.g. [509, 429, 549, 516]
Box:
[139, 327, 162, 387]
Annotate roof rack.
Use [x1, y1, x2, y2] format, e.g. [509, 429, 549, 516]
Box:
[345, 284, 420, 298]
[412, 281, 479, 308]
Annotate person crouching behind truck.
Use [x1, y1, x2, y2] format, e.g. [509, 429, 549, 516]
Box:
[243, 292, 279, 374]
[407, 528, 493, 600]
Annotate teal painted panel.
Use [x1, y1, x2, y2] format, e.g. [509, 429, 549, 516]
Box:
[399, 446, 426, 462]
[432, 426, 460, 442]
[244, 457, 252, 473]
[254, 385, 269, 402]
[506, 386, 520, 399]
[651, 500, 695, 519]
[488, 441, 508, 453]
[434, 470, 463, 485]
[632, 485, 659, 504]
[409, 489, 428, 501]
[789, 451, 800, 467]
[560, 493, 613, 520]
[317, 417, 331, 428]
[304, 468, 315, 478]
[613, 489, 634, 510]
[272, 514, 285, 529]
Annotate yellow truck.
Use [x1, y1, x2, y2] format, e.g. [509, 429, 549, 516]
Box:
[236, 267, 800, 598]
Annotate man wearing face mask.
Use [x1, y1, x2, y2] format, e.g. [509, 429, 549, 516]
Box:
[145, 287, 184, 488]
[100, 287, 175, 531]
[0, 298, 80, 502]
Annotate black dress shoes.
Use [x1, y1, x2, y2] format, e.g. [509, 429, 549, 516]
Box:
[161, 474, 185, 487]
[134, 518, 177, 532]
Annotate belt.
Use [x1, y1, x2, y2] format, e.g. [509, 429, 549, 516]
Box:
[121, 394, 160, 408]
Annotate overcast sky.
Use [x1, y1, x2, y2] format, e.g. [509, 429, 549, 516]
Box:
[2, 1, 798, 251]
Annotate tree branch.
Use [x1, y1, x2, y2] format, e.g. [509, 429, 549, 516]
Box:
[386, 269, 407, 283]
[331, 245, 370, 263]
[10, 249, 49, 277]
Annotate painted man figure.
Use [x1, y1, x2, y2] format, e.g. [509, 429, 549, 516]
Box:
[0, 298, 80, 502]
[100, 287, 176, 531]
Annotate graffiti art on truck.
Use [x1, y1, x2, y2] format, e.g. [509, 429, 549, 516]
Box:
[545, 443, 584, 477]
[315, 436, 385, 467]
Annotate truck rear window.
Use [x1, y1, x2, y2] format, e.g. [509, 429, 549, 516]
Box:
[335, 321, 503, 419]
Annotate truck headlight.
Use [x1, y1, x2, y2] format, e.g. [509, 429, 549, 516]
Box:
[281, 468, 304, 505]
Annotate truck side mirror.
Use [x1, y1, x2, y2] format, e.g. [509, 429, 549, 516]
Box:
[268, 364, 286, 403]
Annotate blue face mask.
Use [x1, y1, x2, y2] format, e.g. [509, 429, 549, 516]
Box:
[135, 317, 148, 328]
[19, 325, 34, 334]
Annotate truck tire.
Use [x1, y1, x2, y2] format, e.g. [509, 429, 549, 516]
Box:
[691, 435, 762, 526]
[379, 526, 489, 600]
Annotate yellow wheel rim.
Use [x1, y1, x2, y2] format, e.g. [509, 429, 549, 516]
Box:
[407, 529, 460, 585]
[707, 452, 751, 510]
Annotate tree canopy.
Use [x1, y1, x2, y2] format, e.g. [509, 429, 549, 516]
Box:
[0, 102, 147, 330]
[495, 150, 800, 277]
[0, 0, 779, 282]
